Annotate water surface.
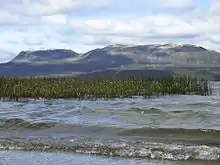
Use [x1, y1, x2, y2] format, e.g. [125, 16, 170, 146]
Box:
[0, 82, 220, 164]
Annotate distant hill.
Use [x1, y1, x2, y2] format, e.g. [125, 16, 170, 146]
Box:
[1, 44, 220, 79]
[11, 49, 79, 63]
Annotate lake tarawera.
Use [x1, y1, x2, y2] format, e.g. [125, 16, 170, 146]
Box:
[0, 82, 220, 164]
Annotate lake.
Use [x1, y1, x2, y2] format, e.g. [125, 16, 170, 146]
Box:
[0, 81, 220, 165]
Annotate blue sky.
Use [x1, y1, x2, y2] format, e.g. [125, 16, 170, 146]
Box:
[0, 0, 219, 63]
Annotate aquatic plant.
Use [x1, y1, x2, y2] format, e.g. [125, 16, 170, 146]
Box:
[0, 74, 211, 101]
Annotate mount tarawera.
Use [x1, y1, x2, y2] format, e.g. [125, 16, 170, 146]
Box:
[1, 44, 220, 79]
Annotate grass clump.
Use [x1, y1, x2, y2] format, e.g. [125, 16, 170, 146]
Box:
[0, 74, 212, 101]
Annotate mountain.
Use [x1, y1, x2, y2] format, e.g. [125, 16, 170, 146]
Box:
[11, 49, 79, 63]
[88, 44, 217, 67]
[1, 44, 220, 79]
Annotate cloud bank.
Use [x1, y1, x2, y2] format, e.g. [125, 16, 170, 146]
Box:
[0, 0, 219, 62]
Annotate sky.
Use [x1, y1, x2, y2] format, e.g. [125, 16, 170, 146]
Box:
[0, 0, 220, 63]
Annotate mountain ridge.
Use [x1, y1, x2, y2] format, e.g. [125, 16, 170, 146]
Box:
[1, 43, 220, 80]
[8, 43, 216, 64]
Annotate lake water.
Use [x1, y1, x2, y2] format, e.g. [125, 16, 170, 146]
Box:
[0, 81, 220, 165]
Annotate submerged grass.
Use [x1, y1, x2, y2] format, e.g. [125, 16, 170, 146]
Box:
[0, 74, 212, 100]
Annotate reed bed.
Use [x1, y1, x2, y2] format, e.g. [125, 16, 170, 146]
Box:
[0, 74, 212, 101]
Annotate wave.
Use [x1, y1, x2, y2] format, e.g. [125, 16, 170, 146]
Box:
[127, 107, 162, 114]
[0, 138, 219, 161]
[127, 107, 202, 114]
[0, 118, 56, 129]
[187, 102, 216, 106]
[119, 127, 220, 145]
[126, 107, 213, 118]
[0, 118, 220, 161]
[119, 127, 220, 136]
[1, 118, 220, 149]
[1, 118, 220, 142]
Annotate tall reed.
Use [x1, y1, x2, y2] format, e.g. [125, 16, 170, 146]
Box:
[0, 74, 211, 101]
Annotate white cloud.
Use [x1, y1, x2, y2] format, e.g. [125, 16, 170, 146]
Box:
[210, 0, 220, 14]
[68, 10, 220, 52]
[0, 49, 15, 63]
[0, 0, 220, 63]
[70, 15, 219, 39]
[41, 15, 67, 24]
[0, 0, 110, 16]
[153, 0, 195, 9]
[0, 10, 19, 24]
[25, 0, 87, 15]
[0, 0, 111, 24]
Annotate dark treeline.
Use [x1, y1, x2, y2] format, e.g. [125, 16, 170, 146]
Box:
[0, 74, 212, 101]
